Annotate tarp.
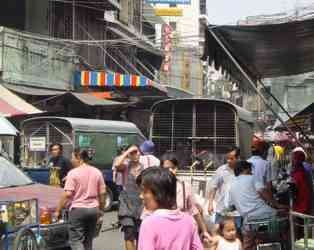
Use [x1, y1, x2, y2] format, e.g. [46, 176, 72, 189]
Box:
[0, 85, 42, 117]
[0, 117, 18, 135]
[203, 18, 314, 89]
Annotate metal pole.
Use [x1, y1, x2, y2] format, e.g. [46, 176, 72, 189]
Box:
[72, 0, 75, 40]
[208, 28, 305, 148]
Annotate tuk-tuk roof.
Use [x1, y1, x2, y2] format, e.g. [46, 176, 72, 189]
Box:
[151, 98, 254, 123]
[22, 117, 144, 135]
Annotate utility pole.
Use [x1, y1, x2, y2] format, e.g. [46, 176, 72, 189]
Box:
[72, 0, 76, 40]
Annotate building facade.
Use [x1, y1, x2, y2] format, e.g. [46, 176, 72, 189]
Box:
[152, 0, 208, 96]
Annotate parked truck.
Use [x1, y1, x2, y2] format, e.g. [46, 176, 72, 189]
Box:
[149, 98, 254, 197]
[20, 117, 145, 211]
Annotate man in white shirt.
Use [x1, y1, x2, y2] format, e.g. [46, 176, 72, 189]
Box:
[207, 147, 241, 228]
[247, 137, 272, 191]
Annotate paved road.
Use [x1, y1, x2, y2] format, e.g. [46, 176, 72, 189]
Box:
[94, 211, 124, 250]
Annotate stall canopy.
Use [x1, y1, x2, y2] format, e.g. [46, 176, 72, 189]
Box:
[0, 85, 42, 117]
[203, 18, 314, 89]
[74, 71, 167, 94]
[0, 117, 18, 135]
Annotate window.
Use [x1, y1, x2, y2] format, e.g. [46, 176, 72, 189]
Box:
[199, 0, 207, 15]
[169, 21, 177, 31]
[75, 132, 145, 169]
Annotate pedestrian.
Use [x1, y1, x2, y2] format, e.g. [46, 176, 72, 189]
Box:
[290, 148, 312, 214]
[114, 144, 146, 250]
[160, 152, 211, 243]
[139, 140, 160, 168]
[207, 147, 242, 230]
[228, 160, 287, 250]
[137, 167, 204, 250]
[55, 148, 106, 250]
[210, 218, 242, 250]
[48, 143, 72, 187]
[247, 137, 272, 191]
[290, 148, 313, 240]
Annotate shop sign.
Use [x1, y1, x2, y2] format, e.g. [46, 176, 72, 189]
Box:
[29, 137, 46, 151]
[155, 8, 183, 16]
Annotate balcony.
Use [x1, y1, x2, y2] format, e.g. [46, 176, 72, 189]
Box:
[0, 26, 77, 90]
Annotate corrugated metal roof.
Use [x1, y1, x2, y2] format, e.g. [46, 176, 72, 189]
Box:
[151, 98, 254, 123]
[22, 117, 145, 135]
[4, 84, 66, 96]
[64, 92, 126, 107]
[0, 85, 42, 117]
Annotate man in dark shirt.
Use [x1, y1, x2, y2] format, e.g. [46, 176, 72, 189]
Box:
[48, 143, 72, 187]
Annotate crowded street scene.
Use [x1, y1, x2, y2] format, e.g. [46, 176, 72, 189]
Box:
[1, 0, 314, 250]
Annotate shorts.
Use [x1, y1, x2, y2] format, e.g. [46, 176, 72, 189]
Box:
[122, 226, 139, 241]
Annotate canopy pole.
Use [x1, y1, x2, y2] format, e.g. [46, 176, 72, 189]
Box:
[208, 28, 305, 148]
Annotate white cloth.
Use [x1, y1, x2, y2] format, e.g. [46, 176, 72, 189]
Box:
[140, 155, 160, 168]
[208, 164, 240, 216]
[217, 237, 241, 250]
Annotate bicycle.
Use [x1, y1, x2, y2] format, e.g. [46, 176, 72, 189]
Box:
[0, 199, 40, 250]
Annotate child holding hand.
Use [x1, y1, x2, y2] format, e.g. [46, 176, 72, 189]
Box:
[210, 218, 242, 250]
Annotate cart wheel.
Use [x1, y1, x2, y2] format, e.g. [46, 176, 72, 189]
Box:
[12, 228, 39, 250]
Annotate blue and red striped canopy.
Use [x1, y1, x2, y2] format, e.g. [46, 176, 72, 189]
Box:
[75, 71, 153, 88]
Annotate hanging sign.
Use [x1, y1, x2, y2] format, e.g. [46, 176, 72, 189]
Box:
[29, 137, 46, 151]
[155, 8, 183, 16]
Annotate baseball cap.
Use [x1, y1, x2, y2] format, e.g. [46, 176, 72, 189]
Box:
[140, 140, 155, 155]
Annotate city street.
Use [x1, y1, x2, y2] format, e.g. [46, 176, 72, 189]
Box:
[94, 210, 123, 250]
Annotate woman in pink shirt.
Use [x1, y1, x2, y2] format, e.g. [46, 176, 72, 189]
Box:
[161, 152, 211, 243]
[55, 148, 106, 250]
[137, 167, 203, 250]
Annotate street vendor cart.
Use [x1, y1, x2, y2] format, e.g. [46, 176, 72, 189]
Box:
[0, 198, 40, 250]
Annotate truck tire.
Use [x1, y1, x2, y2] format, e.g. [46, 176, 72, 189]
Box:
[104, 188, 113, 212]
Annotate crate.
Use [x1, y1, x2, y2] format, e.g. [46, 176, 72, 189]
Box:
[0, 199, 39, 233]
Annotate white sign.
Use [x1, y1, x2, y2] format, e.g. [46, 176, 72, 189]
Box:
[29, 137, 46, 152]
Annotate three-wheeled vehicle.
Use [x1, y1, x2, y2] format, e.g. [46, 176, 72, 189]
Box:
[20, 117, 145, 211]
[150, 98, 254, 197]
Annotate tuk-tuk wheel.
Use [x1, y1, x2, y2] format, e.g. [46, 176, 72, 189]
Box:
[104, 188, 113, 212]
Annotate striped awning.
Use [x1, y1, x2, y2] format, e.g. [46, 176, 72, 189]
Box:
[0, 85, 42, 117]
[75, 71, 153, 88]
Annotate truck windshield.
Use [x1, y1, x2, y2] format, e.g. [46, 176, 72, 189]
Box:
[0, 157, 33, 188]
